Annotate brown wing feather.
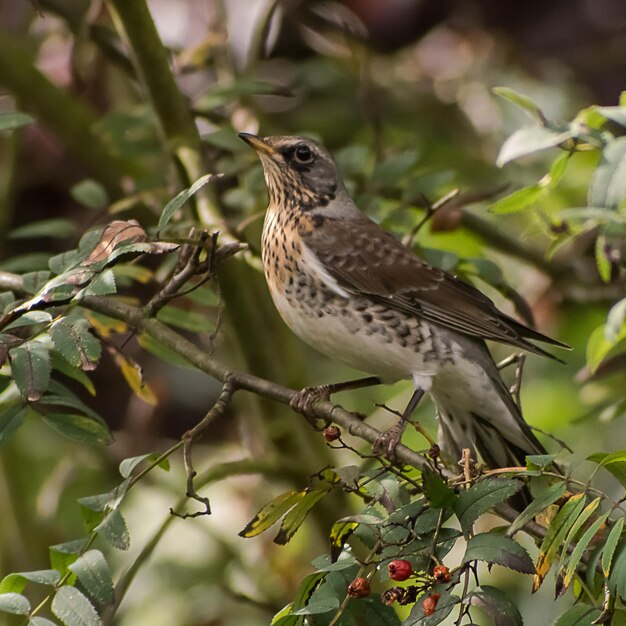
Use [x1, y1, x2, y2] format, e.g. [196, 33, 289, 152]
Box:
[301, 216, 567, 359]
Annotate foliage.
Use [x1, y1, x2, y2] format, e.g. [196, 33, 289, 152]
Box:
[0, 2, 625, 626]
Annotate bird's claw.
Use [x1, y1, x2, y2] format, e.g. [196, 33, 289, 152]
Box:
[372, 422, 405, 460]
[290, 385, 332, 415]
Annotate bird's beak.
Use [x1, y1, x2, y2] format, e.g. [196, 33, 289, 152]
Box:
[238, 132, 278, 157]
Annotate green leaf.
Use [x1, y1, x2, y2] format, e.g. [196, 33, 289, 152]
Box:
[0, 111, 35, 131]
[559, 498, 602, 565]
[588, 451, 626, 488]
[239, 490, 305, 538]
[562, 511, 610, 590]
[0, 592, 30, 614]
[274, 489, 329, 545]
[119, 453, 169, 478]
[0, 569, 60, 593]
[454, 478, 522, 535]
[156, 305, 214, 332]
[9, 340, 51, 401]
[468, 585, 522, 626]
[95, 509, 130, 550]
[606, 298, 626, 343]
[50, 539, 86, 577]
[596, 106, 626, 127]
[490, 185, 543, 214]
[291, 597, 339, 615]
[609, 539, 626, 597]
[70, 180, 109, 210]
[603, 518, 624, 578]
[41, 411, 112, 445]
[589, 137, 626, 209]
[462, 532, 535, 574]
[50, 351, 96, 396]
[22, 271, 52, 294]
[76, 270, 117, 299]
[526, 454, 558, 470]
[29, 617, 58, 626]
[506, 481, 567, 537]
[497, 125, 573, 166]
[553, 605, 602, 626]
[4, 310, 52, 330]
[595, 235, 613, 284]
[9, 218, 75, 240]
[586, 325, 614, 372]
[0, 404, 26, 446]
[158, 174, 220, 231]
[422, 468, 456, 509]
[405, 590, 460, 625]
[50, 319, 101, 371]
[493, 87, 546, 121]
[52, 586, 102, 626]
[69, 550, 114, 608]
[534, 493, 587, 590]
[329, 520, 359, 562]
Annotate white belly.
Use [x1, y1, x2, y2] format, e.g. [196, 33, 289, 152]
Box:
[268, 285, 440, 384]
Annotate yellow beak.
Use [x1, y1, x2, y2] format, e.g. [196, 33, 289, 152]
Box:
[238, 133, 278, 157]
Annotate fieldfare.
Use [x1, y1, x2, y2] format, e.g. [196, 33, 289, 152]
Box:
[240, 133, 568, 469]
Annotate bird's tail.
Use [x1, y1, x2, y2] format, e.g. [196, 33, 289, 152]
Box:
[430, 345, 548, 482]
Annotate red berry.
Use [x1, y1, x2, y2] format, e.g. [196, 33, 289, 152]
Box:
[347, 577, 370, 598]
[323, 426, 341, 442]
[433, 564, 451, 583]
[387, 559, 412, 581]
[422, 593, 441, 616]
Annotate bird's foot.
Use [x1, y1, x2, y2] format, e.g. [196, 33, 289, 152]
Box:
[290, 385, 332, 415]
[372, 420, 407, 460]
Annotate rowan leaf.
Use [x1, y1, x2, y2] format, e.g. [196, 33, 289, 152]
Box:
[9, 340, 51, 401]
[0, 111, 35, 131]
[51, 586, 102, 626]
[50, 319, 101, 371]
[422, 468, 456, 509]
[534, 493, 586, 591]
[589, 137, 626, 209]
[467, 585, 523, 626]
[69, 550, 114, 608]
[274, 489, 329, 545]
[0, 593, 30, 615]
[562, 511, 610, 590]
[602, 518, 624, 578]
[95, 509, 130, 550]
[158, 174, 220, 231]
[239, 490, 306, 538]
[454, 478, 522, 535]
[462, 532, 535, 574]
[506, 481, 567, 537]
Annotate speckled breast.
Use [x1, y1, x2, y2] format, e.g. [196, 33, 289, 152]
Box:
[261, 207, 449, 382]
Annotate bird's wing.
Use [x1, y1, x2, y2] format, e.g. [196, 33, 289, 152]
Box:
[300, 216, 567, 359]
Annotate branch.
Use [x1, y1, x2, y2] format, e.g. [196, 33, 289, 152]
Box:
[107, 0, 224, 229]
[0, 270, 570, 540]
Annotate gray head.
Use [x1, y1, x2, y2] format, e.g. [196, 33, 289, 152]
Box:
[239, 134, 347, 211]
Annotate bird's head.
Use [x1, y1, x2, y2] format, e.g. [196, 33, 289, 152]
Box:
[239, 133, 344, 211]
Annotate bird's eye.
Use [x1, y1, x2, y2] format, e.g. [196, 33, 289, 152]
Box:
[293, 145, 313, 163]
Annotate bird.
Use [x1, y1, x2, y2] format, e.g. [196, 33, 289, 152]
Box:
[239, 132, 569, 470]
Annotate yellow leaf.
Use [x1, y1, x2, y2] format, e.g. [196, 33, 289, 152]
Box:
[114, 352, 157, 406]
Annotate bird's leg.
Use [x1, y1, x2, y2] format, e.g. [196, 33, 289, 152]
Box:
[373, 388, 426, 459]
[290, 376, 382, 414]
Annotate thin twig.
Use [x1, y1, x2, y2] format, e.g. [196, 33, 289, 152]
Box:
[170, 376, 236, 518]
